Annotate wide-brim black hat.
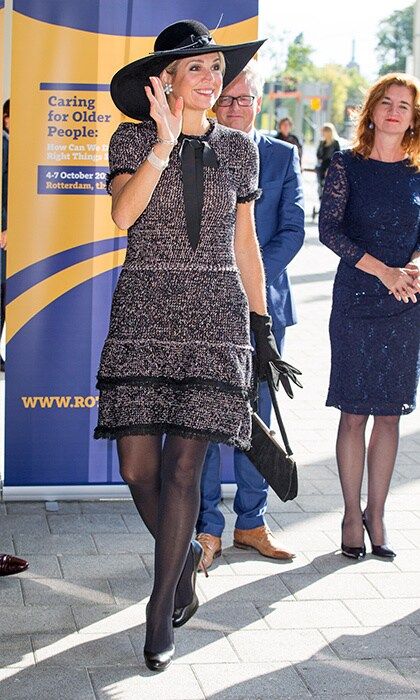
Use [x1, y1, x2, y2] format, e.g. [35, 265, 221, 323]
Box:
[110, 19, 265, 121]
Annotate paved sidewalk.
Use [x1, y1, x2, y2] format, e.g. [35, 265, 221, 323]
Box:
[0, 175, 419, 698]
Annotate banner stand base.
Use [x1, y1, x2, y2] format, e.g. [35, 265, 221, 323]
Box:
[3, 484, 237, 501]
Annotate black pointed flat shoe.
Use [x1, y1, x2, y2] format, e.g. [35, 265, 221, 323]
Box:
[173, 539, 205, 628]
[362, 514, 396, 558]
[144, 644, 175, 672]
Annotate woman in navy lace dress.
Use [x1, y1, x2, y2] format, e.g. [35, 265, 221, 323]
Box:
[319, 73, 420, 560]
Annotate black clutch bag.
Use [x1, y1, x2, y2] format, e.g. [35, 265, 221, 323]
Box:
[246, 373, 298, 502]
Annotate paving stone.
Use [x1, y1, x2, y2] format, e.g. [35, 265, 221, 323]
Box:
[0, 667, 94, 699]
[196, 572, 293, 603]
[21, 578, 115, 606]
[92, 533, 154, 554]
[294, 494, 345, 512]
[14, 534, 97, 555]
[72, 604, 146, 634]
[0, 535, 14, 551]
[322, 625, 420, 659]
[394, 550, 420, 571]
[59, 554, 148, 579]
[80, 499, 136, 513]
[13, 555, 62, 579]
[0, 577, 23, 605]
[365, 573, 420, 598]
[391, 658, 420, 692]
[280, 572, 380, 599]
[107, 578, 152, 606]
[186, 601, 269, 631]
[192, 662, 311, 698]
[403, 530, 420, 547]
[0, 607, 76, 635]
[297, 658, 414, 695]
[120, 514, 151, 533]
[310, 551, 400, 575]
[0, 514, 49, 536]
[32, 631, 137, 667]
[271, 511, 342, 531]
[0, 635, 34, 668]
[223, 552, 314, 575]
[6, 501, 82, 514]
[130, 629, 239, 664]
[47, 514, 128, 534]
[89, 665, 204, 699]
[344, 599, 420, 627]
[260, 600, 360, 629]
[228, 629, 335, 662]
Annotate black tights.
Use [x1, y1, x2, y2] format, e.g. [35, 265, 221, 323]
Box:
[337, 412, 400, 547]
[117, 433, 208, 653]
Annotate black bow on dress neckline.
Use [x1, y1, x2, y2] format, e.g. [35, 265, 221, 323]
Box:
[178, 136, 218, 251]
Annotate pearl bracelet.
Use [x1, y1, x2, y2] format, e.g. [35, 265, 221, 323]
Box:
[156, 136, 178, 146]
[146, 147, 169, 171]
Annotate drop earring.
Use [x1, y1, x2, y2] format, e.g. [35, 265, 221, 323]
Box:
[163, 83, 173, 95]
[368, 122, 374, 130]
[409, 127, 415, 137]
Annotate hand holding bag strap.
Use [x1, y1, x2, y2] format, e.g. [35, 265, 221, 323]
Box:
[266, 373, 293, 456]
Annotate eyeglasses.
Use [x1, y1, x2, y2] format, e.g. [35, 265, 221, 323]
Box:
[217, 95, 256, 107]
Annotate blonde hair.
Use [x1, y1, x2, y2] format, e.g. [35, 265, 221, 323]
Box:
[322, 122, 339, 143]
[353, 72, 420, 170]
[165, 51, 226, 76]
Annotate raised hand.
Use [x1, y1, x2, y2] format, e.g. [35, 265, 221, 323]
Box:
[144, 76, 183, 143]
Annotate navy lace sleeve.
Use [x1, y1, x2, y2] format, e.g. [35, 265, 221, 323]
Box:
[318, 151, 366, 266]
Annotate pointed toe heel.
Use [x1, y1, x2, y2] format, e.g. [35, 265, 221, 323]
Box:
[172, 540, 204, 628]
[362, 514, 396, 559]
[341, 543, 366, 560]
[144, 644, 175, 672]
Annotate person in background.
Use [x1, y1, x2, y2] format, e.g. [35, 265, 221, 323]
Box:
[276, 116, 303, 165]
[316, 121, 340, 199]
[196, 60, 305, 570]
[0, 101, 29, 575]
[319, 73, 420, 561]
[1, 99, 9, 372]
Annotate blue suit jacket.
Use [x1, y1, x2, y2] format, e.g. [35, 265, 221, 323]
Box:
[254, 131, 305, 340]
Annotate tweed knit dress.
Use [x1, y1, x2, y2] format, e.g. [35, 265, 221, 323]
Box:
[94, 119, 261, 450]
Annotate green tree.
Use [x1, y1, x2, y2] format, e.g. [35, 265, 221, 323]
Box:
[376, 4, 414, 75]
[285, 33, 315, 80]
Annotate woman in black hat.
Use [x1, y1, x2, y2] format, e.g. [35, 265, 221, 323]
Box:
[95, 20, 281, 671]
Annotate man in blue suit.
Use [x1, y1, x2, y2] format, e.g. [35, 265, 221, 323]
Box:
[196, 61, 305, 569]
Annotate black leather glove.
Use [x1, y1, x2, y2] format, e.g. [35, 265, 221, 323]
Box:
[250, 312, 303, 398]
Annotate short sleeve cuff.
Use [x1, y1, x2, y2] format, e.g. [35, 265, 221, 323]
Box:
[237, 188, 262, 204]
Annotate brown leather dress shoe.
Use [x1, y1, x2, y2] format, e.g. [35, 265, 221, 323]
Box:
[233, 525, 295, 560]
[0, 554, 29, 576]
[196, 533, 222, 571]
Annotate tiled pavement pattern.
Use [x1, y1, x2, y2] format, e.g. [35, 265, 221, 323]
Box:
[0, 173, 419, 698]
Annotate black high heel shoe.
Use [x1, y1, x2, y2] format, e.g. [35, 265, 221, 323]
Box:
[362, 513, 396, 558]
[144, 644, 175, 672]
[144, 603, 175, 672]
[341, 519, 366, 560]
[173, 539, 207, 628]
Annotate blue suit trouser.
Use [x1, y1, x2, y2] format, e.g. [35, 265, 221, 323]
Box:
[196, 328, 285, 535]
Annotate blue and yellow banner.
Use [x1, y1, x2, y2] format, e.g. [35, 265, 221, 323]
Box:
[5, 0, 259, 488]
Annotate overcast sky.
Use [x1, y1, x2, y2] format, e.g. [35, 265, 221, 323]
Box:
[258, 0, 412, 80]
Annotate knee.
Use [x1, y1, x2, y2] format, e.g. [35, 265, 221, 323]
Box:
[166, 458, 199, 492]
[341, 412, 368, 431]
[373, 415, 400, 429]
[119, 459, 159, 488]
